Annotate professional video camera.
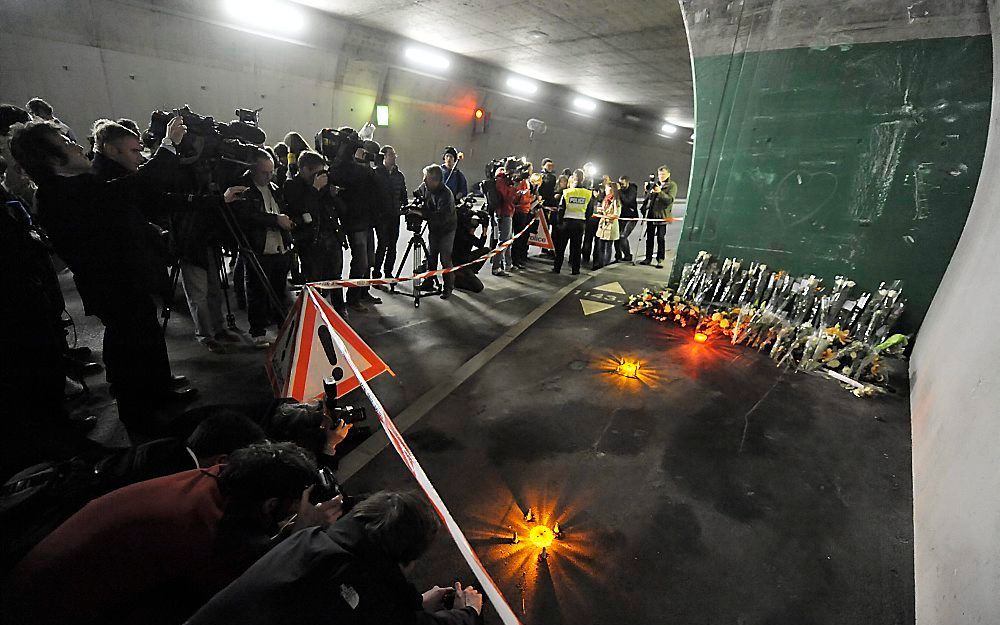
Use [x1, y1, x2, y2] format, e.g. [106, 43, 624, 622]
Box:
[145, 105, 265, 170]
[314, 122, 377, 167]
[401, 189, 426, 233]
[456, 194, 489, 229]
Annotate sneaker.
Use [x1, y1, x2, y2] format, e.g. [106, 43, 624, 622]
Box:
[252, 335, 272, 349]
[492, 269, 508, 277]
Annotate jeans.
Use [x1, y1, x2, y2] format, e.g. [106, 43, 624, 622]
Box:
[491, 215, 513, 271]
[615, 220, 638, 260]
[646, 223, 667, 262]
[512, 212, 532, 264]
[346, 229, 375, 303]
[246, 253, 291, 336]
[427, 225, 456, 293]
[373, 219, 400, 279]
[553, 220, 585, 273]
[180, 252, 224, 338]
[582, 216, 600, 267]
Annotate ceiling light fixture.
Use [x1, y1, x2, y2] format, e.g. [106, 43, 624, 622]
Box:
[225, 0, 305, 34]
[573, 96, 597, 113]
[661, 122, 678, 135]
[403, 45, 451, 71]
[506, 75, 539, 96]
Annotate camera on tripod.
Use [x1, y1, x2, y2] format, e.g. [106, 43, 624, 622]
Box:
[145, 105, 264, 168]
[401, 189, 426, 233]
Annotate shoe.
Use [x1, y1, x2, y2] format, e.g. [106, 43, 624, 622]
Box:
[623, 255, 633, 262]
[252, 335, 272, 349]
[361, 292, 383, 305]
[639, 259, 653, 266]
[168, 374, 189, 387]
[571, 270, 580, 275]
[440, 290, 452, 300]
[492, 269, 508, 277]
[214, 330, 242, 343]
[418, 280, 436, 292]
[200, 337, 226, 354]
[551, 268, 560, 274]
[161, 386, 198, 401]
[655, 263, 664, 269]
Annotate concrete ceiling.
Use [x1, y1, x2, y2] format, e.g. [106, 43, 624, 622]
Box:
[293, 0, 694, 128]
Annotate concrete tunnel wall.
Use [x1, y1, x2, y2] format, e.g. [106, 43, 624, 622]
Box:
[676, 0, 992, 334]
[909, 0, 1000, 622]
[0, 0, 692, 198]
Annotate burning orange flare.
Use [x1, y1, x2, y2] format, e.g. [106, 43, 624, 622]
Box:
[694, 332, 708, 343]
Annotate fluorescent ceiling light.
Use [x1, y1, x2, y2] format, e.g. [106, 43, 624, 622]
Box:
[573, 96, 597, 112]
[376, 105, 389, 126]
[225, 0, 304, 34]
[661, 122, 678, 135]
[506, 75, 538, 96]
[404, 46, 451, 70]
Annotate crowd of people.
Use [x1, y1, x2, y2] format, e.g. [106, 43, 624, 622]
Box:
[0, 95, 678, 624]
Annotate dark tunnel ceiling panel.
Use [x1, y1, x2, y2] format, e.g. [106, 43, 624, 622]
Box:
[293, 0, 695, 127]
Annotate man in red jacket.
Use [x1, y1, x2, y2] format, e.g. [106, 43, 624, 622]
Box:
[3, 441, 342, 625]
[491, 159, 518, 276]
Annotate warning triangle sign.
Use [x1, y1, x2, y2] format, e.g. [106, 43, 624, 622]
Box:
[580, 299, 617, 315]
[528, 209, 555, 250]
[594, 281, 626, 294]
[266, 288, 391, 401]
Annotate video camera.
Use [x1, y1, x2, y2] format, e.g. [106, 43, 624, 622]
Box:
[456, 195, 489, 229]
[314, 127, 362, 167]
[401, 189, 426, 233]
[145, 105, 265, 168]
[644, 173, 658, 193]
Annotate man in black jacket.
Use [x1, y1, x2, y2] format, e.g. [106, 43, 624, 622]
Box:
[186, 490, 483, 625]
[9, 116, 210, 429]
[417, 164, 457, 300]
[284, 150, 347, 315]
[233, 151, 294, 347]
[615, 176, 639, 262]
[373, 145, 406, 282]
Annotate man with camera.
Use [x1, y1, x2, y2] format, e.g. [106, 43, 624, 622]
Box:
[490, 158, 519, 276]
[615, 175, 639, 262]
[417, 164, 457, 300]
[451, 196, 491, 293]
[373, 145, 407, 283]
[9, 116, 235, 429]
[232, 150, 295, 347]
[283, 150, 347, 316]
[639, 165, 677, 268]
[185, 490, 483, 625]
[325, 128, 381, 313]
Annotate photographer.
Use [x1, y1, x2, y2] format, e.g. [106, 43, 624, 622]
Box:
[511, 161, 535, 269]
[452, 197, 491, 293]
[551, 169, 592, 275]
[639, 165, 677, 268]
[232, 150, 294, 347]
[490, 158, 517, 276]
[186, 490, 483, 625]
[537, 158, 558, 208]
[373, 145, 407, 282]
[615, 175, 639, 262]
[9, 116, 234, 429]
[326, 128, 380, 313]
[283, 150, 347, 316]
[417, 164, 457, 300]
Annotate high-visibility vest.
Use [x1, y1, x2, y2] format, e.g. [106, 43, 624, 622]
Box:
[562, 188, 592, 220]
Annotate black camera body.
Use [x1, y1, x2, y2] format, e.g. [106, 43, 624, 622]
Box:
[402, 190, 426, 233]
[456, 195, 488, 229]
[644, 174, 657, 193]
[146, 105, 265, 166]
[315, 127, 362, 167]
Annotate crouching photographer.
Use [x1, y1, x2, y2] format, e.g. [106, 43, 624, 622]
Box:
[451, 196, 490, 293]
[416, 164, 457, 300]
[9, 116, 245, 431]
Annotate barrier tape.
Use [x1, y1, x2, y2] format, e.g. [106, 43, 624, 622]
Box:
[308, 215, 540, 291]
[539, 206, 682, 223]
[305, 286, 523, 625]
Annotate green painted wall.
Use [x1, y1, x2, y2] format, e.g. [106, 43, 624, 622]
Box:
[675, 35, 992, 333]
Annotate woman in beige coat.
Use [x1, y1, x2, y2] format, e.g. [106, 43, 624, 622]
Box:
[594, 180, 621, 269]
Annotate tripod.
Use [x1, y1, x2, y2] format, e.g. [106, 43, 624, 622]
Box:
[390, 221, 440, 308]
[160, 245, 239, 335]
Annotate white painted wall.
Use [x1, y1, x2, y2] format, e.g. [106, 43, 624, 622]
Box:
[0, 0, 691, 194]
[910, 1, 1000, 622]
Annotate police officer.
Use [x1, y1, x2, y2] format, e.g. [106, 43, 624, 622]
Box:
[551, 169, 592, 275]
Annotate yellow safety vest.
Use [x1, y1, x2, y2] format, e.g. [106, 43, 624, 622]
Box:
[562, 188, 592, 220]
